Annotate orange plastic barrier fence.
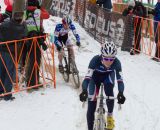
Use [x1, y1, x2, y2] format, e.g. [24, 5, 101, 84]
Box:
[0, 35, 56, 97]
[132, 15, 160, 59]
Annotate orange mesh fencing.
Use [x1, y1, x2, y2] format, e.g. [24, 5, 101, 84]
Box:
[0, 35, 56, 97]
[132, 15, 160, 59]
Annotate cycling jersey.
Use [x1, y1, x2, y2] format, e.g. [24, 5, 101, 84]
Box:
[82, 55, 124, 92]
[54, 23, 80, 47]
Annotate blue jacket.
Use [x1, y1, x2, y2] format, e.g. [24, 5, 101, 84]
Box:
[103, 0, 112, 10]
[154, 2, 160, 21]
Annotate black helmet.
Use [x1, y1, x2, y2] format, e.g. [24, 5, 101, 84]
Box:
[28, 0, 40, 8]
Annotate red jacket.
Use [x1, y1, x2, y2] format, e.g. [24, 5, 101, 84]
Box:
[0, 13, 3, 23]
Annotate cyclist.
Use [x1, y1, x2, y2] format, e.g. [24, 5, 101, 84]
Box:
[79, 41, 126, 130]
[54, 15, 81, 73]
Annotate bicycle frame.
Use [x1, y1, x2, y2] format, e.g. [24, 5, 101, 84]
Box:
[93, 84, 117, 130]
[62, 46, 80, 88]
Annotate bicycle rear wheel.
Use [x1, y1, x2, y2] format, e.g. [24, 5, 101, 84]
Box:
[62, 57, 69, 82]
[70, 61, 80, 88]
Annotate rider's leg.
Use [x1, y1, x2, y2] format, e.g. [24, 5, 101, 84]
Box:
[103, 83, 114, 115]
[67, 46, 75, 61]
[87, 79, 100, 130]
[103, 71, 115, 114]
[58, 51, 63, 65]
[58, 50, 64, 73]
[66, 38, 75, 61]
[87, 101, 97, 130]
[103, 72, 115, 129]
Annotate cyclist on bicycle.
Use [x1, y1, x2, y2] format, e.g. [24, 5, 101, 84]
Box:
[54, 15, 81, 73]
[79, 41, 126, 130]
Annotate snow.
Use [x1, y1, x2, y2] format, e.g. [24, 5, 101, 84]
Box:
[0, 6, 160, 130]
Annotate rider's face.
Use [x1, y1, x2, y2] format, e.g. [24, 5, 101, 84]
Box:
[63, 23, 69, 29]
[101, 56, 115, 68]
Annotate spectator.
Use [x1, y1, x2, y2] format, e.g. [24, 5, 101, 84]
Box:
[25, 0, 49, 90]
[0, 11, 27, 101]
[122, 1, 135, 16]
[96, 0, 112, 12]
[148, 0, 160, 62]
[130, 0, 147, 55]
[121, 1, 135, 52]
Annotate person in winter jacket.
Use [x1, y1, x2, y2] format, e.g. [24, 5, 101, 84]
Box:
[0, 11, 27, 101]
[148, 0, 160, 61]
[96, 0, 112, 11]
[131, 1, 146, 55]
[123, 1, 146, 55]
[24, 0, 49, 89]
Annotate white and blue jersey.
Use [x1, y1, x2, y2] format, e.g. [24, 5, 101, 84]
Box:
[54, 23, 80, 47]
[82, 55, 124, 94]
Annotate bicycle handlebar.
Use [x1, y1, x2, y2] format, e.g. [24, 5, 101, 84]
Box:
[96, 96, 117, 100]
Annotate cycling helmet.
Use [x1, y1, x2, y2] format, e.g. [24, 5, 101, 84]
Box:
[101, 41, 117, 57]
[62, 16, 72, 25]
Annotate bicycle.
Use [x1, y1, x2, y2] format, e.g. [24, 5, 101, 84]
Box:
[93, 83, 120, 130]
[61, 46, 80, 88]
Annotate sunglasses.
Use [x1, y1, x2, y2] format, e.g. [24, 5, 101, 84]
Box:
[102, 57, 115, 62]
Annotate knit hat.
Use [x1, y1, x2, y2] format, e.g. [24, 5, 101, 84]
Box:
[28, 0, 40, 7]
[128, 1, 135, 7]
[6, 5, 12, 12]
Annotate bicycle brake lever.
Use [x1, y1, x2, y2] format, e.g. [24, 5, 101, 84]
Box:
[118, 104, 122, 111]
[82, 101, 86, 108]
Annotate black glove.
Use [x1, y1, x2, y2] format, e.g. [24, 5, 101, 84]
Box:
[42, 43, 48, 51]
[117, 92, 126, 104]
[148, 9, 156, 15]
[76, 41, 81, 47]
[79, 90, 88, 102]
[56, 45, 62, 52]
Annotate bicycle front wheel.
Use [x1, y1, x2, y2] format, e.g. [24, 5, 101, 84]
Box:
[62, 57, 69, 82]
[70, 61, 80, 88]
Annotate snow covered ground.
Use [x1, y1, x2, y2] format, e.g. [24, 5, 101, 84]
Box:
[0, 14, 160, 130]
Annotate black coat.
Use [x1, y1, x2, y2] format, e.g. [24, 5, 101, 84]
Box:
[0, 20, 28, 53]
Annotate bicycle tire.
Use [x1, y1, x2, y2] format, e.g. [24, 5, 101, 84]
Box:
[94, 112, 106, 130]
[70, 61, 80, 88]
[62, 57, 69, 82]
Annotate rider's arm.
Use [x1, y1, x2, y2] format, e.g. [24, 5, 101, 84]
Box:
[82, 56, 99, 90]
[54, 24, 61, 47]
[69, 24, 80, 42]
[82, 68, 94, 90]
[115, 60, 124, 93]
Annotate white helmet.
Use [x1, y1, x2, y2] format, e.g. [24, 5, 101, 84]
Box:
[101, 41, 117, 57]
